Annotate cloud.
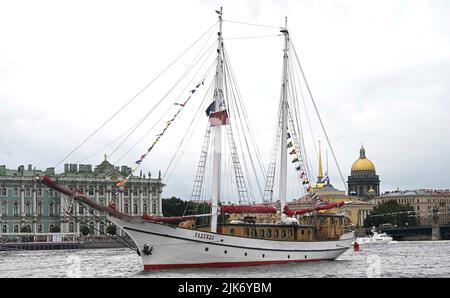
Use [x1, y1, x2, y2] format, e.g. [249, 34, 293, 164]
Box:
[1, 0, 449, 200]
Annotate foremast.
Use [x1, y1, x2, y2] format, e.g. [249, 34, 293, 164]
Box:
[211, 7, 224, 233]
[279, 18, 289, 214]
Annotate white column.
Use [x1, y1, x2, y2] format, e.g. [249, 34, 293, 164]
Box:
[20, 187, 25, 216]
[139, 188, 143, 215]
[32, 187, 37, 216]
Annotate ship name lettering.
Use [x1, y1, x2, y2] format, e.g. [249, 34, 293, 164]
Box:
[194, 232, 215, 240]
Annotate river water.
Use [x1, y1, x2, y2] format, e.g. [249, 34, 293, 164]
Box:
[1, 240, 449, 278]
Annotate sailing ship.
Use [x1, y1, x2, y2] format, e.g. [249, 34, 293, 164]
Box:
[38, 8, 354, 269]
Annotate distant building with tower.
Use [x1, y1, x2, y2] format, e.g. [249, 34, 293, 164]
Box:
[347, 145, 380, 200]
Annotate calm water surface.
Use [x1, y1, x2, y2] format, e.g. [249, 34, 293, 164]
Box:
[1, 240, 449, 277]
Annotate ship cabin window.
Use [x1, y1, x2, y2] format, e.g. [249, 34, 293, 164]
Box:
[230, 228, 235, 235]
[260, 229, 265, 238]
[301, 229, 304, 235]
[267, 229, 272, 238]
[281, 230, 287, 239]
[251, 229, 258, 238]
[244, 228, 250, 237]
[274, 229, 280, 238]
[288, 229, 294, 239]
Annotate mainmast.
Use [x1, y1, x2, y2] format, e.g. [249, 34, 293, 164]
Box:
[279, 18, 289, 214]
[211, 7, 224, 233]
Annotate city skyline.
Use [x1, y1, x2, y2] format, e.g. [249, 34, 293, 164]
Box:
[1, 0, 450, 200]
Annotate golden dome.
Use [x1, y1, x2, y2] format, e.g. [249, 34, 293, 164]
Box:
[351, 145, 376, 172]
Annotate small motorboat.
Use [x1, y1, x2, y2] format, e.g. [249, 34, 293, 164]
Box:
[353, 227, 392, 245]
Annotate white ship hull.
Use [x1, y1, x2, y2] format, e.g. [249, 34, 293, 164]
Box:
[108, 217, 354, 270]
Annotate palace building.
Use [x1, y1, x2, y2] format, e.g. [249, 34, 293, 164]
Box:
[0, 159, 164, 235]
[347, 145, 380, 200]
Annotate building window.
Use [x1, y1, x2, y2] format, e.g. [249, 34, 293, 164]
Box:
[143, 204, 148, 214]
[124, 189, 129, 196]
[89, 222, 95, 235]
[124, 203, 129, 214]
[49, 203, 54, 216]
[14, 188, 19, 196]
[79, 206, 84, 215]
[152, 203, 157, 214]
[49, 189, 54, 197]
[14, 224, 19, 233]
[99, 188, 104, 196]
[37, 201, 43, 216]
[25, 188, 31, 197]
[133, 189, 138, 196]
[100, 223, 105, 234]
[88, 188, 94, 196]
[1, 188, 6, 196]
[49, 224, 54, 232]
[38, 224, 43, 233]
[37, 188, 42, 196]
[2, 224, 7, 233]
[1, 200, 7, 216]
[25, 201, 32, 216]
[69, 222, 75, 233]
[13, 202, 19, 216]
[134, 203, 138, 215]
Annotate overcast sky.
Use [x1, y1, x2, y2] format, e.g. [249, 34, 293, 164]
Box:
[1, 0, 450, 200]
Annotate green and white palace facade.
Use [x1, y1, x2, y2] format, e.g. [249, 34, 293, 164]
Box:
[0, 159, 164, 235]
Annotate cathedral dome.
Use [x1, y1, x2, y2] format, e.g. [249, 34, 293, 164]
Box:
[351, 145, 376, 172]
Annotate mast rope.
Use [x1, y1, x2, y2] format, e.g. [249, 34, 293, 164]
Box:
[290, 38, 348, 192]
[53, 21, 218, 168]
[223, 19, 282, 29]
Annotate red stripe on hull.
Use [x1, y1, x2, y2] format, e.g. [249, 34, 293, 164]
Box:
[143, 258, 328, 270]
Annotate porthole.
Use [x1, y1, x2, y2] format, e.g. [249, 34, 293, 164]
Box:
[205, 247, 209, 252]
[244, 252, 247, 256]
[262, 254, 265, 258]
[304, 255, 307, 259]
[288, 255, 290, 259]
[224, 250, 227, 254]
